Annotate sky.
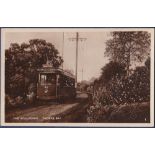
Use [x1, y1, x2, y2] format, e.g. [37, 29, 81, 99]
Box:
[4, 30, 110, 82]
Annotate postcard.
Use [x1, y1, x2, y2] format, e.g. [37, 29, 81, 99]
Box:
[0, 28, 154, 127]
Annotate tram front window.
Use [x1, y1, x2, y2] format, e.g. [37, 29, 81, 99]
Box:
[40, 74, 56, 85]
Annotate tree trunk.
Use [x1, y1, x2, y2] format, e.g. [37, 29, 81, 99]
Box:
[126, 50, 130, 77]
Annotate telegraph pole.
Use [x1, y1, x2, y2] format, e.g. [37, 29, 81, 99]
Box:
[69, 32, 86, 88]
[62, 32, 64, 70]
[82, 68, 83, 81]
[75, 32, 79, 87]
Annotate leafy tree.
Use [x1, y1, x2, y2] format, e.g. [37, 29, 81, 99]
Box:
[5, 39, 63, 97]
[92, 57, 150, 106]
[105, 31, 151, 76]
[106, 59, 150, 104]
[100, 61, 126, 83]
[129, 61, 150, 102]
[28, 39, 63, 67]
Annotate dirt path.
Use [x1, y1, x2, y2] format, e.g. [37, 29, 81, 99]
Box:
[6, 93, 90, 123]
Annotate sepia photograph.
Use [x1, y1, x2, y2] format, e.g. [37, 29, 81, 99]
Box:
[0, 28, 154, 127]
[1, 1, 155, 155]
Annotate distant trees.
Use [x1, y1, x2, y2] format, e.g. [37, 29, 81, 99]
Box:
[5, 39, 63, 98]
[105, 31, 151, 76]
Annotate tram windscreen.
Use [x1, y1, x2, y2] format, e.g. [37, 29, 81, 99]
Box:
[40, 73, 56, 85]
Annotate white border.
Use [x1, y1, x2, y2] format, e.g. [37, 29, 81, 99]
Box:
[1, 28, 154, 127]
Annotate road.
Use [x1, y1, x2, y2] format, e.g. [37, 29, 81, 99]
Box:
[6, 93, 90, 123]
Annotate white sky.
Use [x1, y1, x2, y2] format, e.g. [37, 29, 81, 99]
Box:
[4, 31, 110, 82]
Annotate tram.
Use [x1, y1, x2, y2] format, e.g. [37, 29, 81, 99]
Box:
[36, 67, 76, 101]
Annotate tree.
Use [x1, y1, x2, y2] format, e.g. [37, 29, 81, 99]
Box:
[145, 56, 150, 70]
[129, 57, 150, 102]
[100, 61, 126, 83]
[28, 39, 63, 67]
[105, 31, 151, 76]
[5, 39, 63, 97]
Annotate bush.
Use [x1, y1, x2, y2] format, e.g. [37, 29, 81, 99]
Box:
[87, 59, 150, 123]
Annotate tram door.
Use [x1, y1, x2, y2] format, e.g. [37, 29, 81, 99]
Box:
[37, 73, 58, 100]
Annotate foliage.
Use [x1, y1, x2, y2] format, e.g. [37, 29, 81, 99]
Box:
[100, 61, 126, 83]
[87, 102, 150, 123]
[87, 58, 150, 122]
[5, 39, 63, 101]
[87, 31, 151, 123]
[105, 31, 151, 75]
[101, 59, 149, 104]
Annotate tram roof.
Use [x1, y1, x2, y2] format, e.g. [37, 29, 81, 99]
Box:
[37, 67, 75, 79]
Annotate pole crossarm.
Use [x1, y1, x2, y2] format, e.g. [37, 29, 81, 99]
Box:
[68, 38, 87, 41]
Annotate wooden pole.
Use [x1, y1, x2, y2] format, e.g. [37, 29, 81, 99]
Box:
[75, 32, 79, 88]
[68, 32, 86, 88]
[62, 32, 64, 70]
